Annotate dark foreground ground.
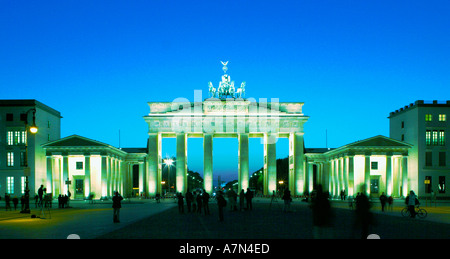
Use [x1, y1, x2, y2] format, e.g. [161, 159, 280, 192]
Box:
[97, 200, 450, 239]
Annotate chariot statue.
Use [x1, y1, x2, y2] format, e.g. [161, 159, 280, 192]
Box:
[208, 61, 246, 99]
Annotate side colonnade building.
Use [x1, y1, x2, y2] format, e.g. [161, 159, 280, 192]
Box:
[305, 136, 412, 198]
[41, 135, 147, 200]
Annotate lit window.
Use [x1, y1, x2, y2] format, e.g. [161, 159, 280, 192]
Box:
[439, 114, 446, 121]
[7, 131, 13, 145]
[439, 130, 445, 146]
[425, 114, 433, 121]
[21, 177, 26, 194]
[7, 152, 14, 167]
[433, 131, 438, 145]
[426, 130, 431, 145]
[7, 177, 14, 194]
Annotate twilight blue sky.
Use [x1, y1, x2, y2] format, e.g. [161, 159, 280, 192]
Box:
[1, 0, 449, 182]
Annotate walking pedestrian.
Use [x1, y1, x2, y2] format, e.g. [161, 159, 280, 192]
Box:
[202, 190, 210, 215]
[217, 191, 227, 222]
[196, 191, 202, 214]
[310, 185, 334, 239]
[12, 196, 18, 211]
[354, 189, 372, 239]
[379, 192, 387, 212]
[239, 189, 245, 211]
[387, 196, 393, 211]
[227, 189, 237, 211]
[177, 192, 184, 214]
[245, 188, 253, 210]
[38, 185, 44, 207]
[112, 191, 123, 223]
[185, 190, 193, 213]
[5, 193, 11, 211]
[405, 190, 418, 218]
[282, 188, 292, 212]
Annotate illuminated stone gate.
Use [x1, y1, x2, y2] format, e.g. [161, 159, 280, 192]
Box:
[144, 63, 309, 196]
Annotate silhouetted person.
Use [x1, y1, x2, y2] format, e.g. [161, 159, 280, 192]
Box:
[310, 185, 333, 239]
[112, 191, 123, 223]
[282, 188, 291, 212]
[245, 188, 253, 210]
[354, 191, 372, 239]
[217, 191, 226, 222]
[239, 189, 245, 211]
[177, 192, 184, 214]
[185, 190, 193, 212]
[196, 191, 202, 214]
[38, 185, 44, 207]
[202, 190, 210, 215]
[406, 190, 418, 218]
[12, 196, 18, 210]
[4, 193, 11, 211]
[379, 192, 387, 212]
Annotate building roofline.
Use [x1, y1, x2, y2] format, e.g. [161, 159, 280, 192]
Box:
[388, 100, 450, 118]
[0, 99, 62, 118]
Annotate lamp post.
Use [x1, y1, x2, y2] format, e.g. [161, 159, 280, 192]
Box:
[21, 108, 38, 214]
[163, 158, 174, 194]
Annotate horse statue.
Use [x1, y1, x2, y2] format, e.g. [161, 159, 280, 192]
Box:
[208, 82, 216, 98]
[236, 82, 246, 98]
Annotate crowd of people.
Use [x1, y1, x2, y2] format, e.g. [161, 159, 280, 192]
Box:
[174, 188, 256, 222]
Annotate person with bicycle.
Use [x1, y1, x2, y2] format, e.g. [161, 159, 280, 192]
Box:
[405, 190, 418, 218]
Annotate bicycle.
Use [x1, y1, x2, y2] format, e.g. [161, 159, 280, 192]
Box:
[401, 205, 427, 219]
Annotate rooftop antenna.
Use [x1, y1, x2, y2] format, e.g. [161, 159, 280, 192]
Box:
[119, 129, 121, 149]
[325, 129, 328, 149]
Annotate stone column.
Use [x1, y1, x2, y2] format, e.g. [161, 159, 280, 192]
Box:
[385, 153, 393, 196]
[101, 155, 108, 198]
[238, 133, 249, 193]
[203, 134, 213, 194]
[364, 153, 371, 195]
[334, 159, 339, 197]
[107, 157, 112, 197]
[147, 133, 161, 197]
[84, 154, 91, 198]
[176, 133, 187, 194]
[46, 155, 53, 195]
[139, 162, 144, 194]
[348, 155, 355, 196]
[401, 154, 408, 197]
[289, 132, 305, 196]
[264, 133, 277, 196]
[307, 162, 313, 194]
[62, 155, 69, 196]
[343, 156, 348, 197]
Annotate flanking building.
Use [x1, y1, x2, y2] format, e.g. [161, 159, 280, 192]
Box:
[0, 100, 61, 197]
[389, 100, 449, 198]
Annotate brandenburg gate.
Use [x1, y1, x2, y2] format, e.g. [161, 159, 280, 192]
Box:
[144, 62, 309, 196]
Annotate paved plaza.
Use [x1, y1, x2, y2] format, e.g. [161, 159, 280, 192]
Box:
[0, 197, 449, 240]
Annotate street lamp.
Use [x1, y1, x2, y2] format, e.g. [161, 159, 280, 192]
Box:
[21, 108, 38, 214]
[163, 158, 174, 193]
